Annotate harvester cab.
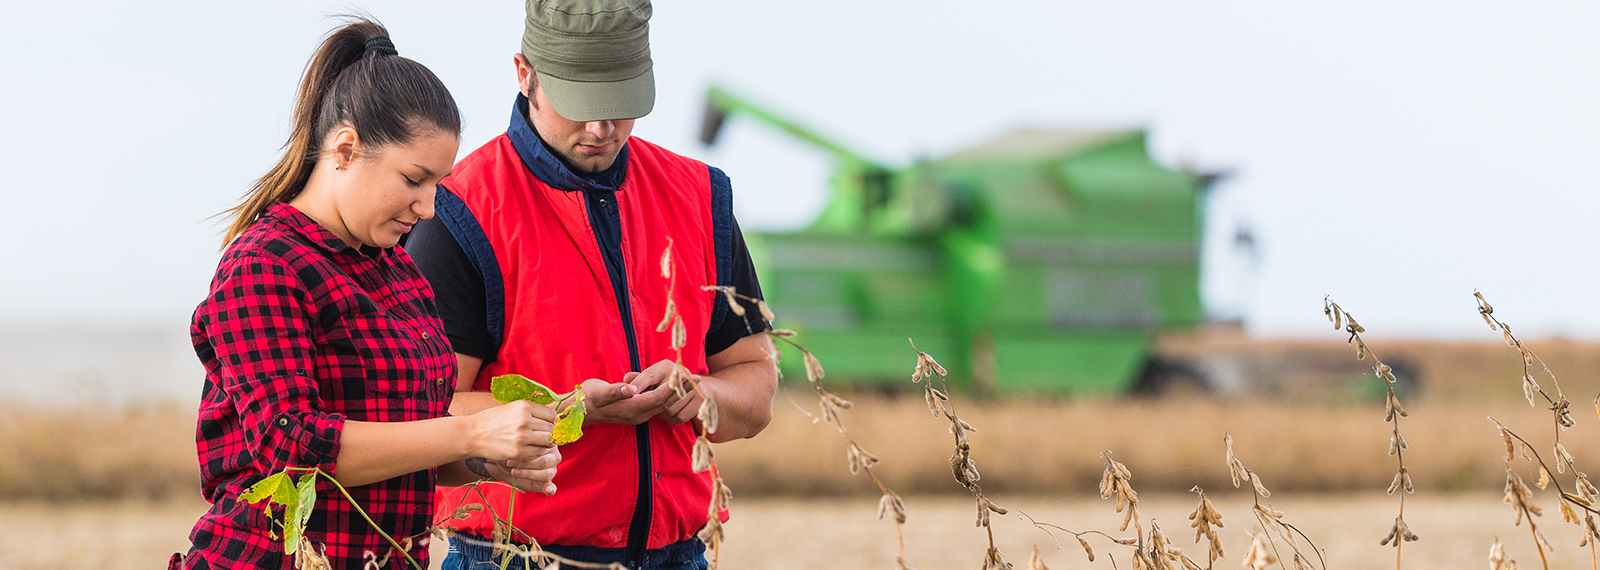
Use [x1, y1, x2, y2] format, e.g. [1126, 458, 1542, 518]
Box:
[702, 87, 1216, 395]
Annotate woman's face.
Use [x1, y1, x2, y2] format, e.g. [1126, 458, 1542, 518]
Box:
[337, 129, 458, 249]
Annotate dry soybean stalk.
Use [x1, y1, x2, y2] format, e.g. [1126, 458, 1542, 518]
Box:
[237, 468, 629, 570]
[1475, 293, 1578, 452]
[1019, 460, 1217, 570]
[1015, 509, 1137, 568]
[1226, 434, 1327, 570]
[764, 331, 914, 569]
[1490, 539, 1524, 570]
[1495, 422, 1557, 570]
[738, 286, 915, 569]
[431, 481, 628, 570]
[898, 336, 1219, 569]
[1323, 297, 1417, 566]
[712, 276, 926, 569]
[652, 242, 734, 569]
[1186, 487, 1226, 569]
[1105, 453, 1214, 570]
[1477, 293, 1600, 568]
[1493, 420, 1600, 570]
[909, 340, 1012, 569]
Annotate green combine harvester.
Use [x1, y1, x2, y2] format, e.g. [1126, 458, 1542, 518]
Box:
[701, 87, 1217, 395]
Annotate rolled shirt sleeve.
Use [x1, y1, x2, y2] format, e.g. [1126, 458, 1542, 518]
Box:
[203, 252, 345, 476]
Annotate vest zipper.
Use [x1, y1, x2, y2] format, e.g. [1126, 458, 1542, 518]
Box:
[615, 242, 652, 570]
[584, 190, 652, 569]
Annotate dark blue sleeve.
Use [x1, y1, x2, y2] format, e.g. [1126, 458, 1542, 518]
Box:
[705, 166, 771, 356]
[404, 184, 503, 364]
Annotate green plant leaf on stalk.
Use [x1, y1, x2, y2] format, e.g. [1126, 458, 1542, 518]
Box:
[491, 374, 557, 405]
[284, 473, 318, 554]
[240, 471, 294, 507]
[551, 393, 586, 445]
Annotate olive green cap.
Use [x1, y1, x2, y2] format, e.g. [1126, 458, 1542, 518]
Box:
[522, 0, 654, 122]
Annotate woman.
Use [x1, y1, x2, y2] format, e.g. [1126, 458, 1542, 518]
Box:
[175, 19, 559, 570]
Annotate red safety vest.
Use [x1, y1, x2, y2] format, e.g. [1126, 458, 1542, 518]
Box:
[433, 132, 723, 549]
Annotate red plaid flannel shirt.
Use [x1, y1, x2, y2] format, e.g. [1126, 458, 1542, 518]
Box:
[180, 203, 455, 570]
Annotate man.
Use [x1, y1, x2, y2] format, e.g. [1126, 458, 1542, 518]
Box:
[404, 0, 778, 568]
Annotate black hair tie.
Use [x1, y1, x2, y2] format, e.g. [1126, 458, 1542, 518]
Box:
[364, 36, 398, 57]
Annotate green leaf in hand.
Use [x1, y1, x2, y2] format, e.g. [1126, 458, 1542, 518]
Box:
[551, 392, 586, 445]
[491, 374, 557, 405]
[283, 473, 318, 554]
[492, 374, 584, 444]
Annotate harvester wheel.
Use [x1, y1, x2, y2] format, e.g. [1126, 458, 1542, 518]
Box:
[1131, 357, 1213, 398]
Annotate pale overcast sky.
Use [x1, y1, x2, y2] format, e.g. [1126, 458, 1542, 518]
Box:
[5, 1, 1600, 340]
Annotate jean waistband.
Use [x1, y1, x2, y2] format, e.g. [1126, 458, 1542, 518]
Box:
[449, 531, 705, 567]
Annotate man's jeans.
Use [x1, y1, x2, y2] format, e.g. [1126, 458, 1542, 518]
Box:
[442, 532, 709, 570]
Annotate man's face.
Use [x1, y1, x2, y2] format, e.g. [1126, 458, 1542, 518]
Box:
[526, 80, 635, 174]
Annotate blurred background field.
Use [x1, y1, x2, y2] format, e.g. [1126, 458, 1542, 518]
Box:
[3, 334, 1598, 568]
[7, 331, 1598, 501]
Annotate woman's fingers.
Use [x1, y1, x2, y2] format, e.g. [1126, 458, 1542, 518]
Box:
[522, 430, 555, 449]
[505, 450, 560, 495]
[482, 458, 559, 495]
[508, 399, 558, 423]
[508, 448, 560, 469]
[473, 399, 565, 459]
[511, 472, 557, 495]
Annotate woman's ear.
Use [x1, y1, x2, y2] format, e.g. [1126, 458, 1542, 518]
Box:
[327, 126, 362, 170]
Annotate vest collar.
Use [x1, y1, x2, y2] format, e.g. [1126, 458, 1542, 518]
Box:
[507, 94, 628, 193]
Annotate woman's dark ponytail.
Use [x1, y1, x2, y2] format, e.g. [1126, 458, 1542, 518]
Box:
[221, 17, 461, 246]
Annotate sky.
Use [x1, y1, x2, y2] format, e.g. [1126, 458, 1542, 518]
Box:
[5, 1, 1600, 341]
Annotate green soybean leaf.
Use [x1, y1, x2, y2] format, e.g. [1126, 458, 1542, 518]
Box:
[272, 478, 300, 509]
[284, 473, 318, 554]
[240, 472, 291, 505]
[551, 393, 586, 445]
[491, 374, 557, 405]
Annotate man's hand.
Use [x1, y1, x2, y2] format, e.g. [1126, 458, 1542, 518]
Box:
[653, 371, 705, 424]
[621, 359, 704, 424]
[577, 361, 677, 425]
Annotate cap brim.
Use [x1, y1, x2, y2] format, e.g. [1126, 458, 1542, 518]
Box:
[537, 68, 655, 122]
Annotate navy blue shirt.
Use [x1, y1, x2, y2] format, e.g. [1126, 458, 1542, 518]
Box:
[405, 95, 769, 365]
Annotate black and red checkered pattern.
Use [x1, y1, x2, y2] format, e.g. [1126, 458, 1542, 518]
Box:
[181, 202, 456, 569]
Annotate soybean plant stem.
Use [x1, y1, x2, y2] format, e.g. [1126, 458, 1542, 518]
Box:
[294, 467, 424, 570]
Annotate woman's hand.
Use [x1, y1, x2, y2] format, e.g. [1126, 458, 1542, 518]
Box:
[482, 448, 561, 495]
[468, 400, 557, 461]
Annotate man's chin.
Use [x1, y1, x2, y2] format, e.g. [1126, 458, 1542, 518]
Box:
[569, 153, 621, 174]
[556, 147, 617, 173]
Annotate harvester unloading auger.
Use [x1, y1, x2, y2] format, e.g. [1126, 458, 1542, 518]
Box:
[702, 86, 1219, 395]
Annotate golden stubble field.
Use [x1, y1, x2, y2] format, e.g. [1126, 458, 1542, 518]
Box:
[4, 394, 1597, 570]
[10, 336, 1600, 569]
[0, 493, 1581, 570]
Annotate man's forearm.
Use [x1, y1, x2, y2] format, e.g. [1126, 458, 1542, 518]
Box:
[699, 360, 777, 442]
[449, 390, 502, 417]
[447, 352, 498, 419]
